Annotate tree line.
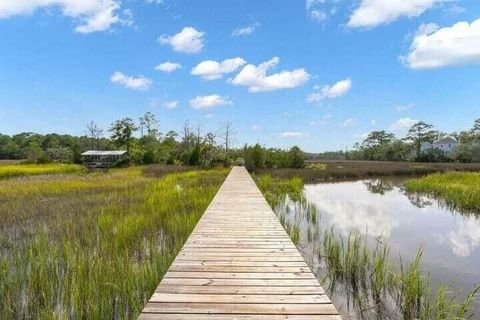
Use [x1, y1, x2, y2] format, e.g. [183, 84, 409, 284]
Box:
[348, 119, 480, 162]
[0, 112, 305, 169]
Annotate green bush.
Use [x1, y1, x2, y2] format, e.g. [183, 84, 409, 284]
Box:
[234, 157, 245, 166]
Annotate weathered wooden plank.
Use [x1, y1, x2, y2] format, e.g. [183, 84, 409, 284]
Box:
[164, 271, 316, 279]
[188, 236, 292, 240]
[179, 248, 300, 253]
[138, 166, 339, 319]
[173, 256, 306, 262]
[170, 261, 308, 267]
[149, 293, 331, 304]
[159, 278, 321, 286]
[169, 265, 311, 273]
[177, 252, 304, 257]
[139, 315, 342, 320]
[183, 245, 297, 249]
[186, 238, 294, 242]
[142, 302, 339, 314]
[154, 285, 325, 295]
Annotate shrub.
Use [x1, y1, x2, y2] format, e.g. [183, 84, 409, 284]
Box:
[288, 146, 305, 168]
[234, 157, 245, 166]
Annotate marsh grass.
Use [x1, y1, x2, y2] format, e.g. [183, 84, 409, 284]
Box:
[254, 174, 303, 207]
[0, 163, 82, 179]
[405, 172, 480, 214]
[321, 229, 479, 320]
[255, 174, 480, 320]
[142, 164, 198, 177]
[257, 161, 480, 183]
[0, 166, 228, 319]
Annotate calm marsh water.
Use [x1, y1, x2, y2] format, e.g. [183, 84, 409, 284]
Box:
[277, 177, 480, 319]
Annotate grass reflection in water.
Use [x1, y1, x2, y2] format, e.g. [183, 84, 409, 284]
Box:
[255, 174, 480, 320]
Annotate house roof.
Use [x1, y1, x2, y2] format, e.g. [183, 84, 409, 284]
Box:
[434, 137, 457, 144]
[81, 150, 127, 156]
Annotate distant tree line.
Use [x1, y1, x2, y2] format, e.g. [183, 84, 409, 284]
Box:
[240, 144, 305, 171]
[306, 151, 347, 161]
[0, 112, 305, 169]
[347, 119, 480, 163]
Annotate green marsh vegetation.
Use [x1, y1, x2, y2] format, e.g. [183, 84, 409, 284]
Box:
[0, 165, 228, 319]
[0, 163, 82, 179]
[256, 160, 480, 183]
[405, 172, 480, 214]
[255, 174, 304, 207]
[255, 174, 480, 319]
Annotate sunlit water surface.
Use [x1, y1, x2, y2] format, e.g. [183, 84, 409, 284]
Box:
[277, 177, 480, 319]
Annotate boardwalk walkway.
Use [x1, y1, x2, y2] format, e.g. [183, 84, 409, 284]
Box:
[139, 166, 340, 319]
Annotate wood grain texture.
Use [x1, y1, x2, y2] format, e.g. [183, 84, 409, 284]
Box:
[138, 166, 339, 319]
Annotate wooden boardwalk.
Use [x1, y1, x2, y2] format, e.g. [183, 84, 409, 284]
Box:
[139, 166, 340, 320]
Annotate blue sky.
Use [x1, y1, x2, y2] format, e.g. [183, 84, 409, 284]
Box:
[0, 0, 479, 152]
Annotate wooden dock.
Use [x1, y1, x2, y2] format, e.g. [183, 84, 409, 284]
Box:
[139, 166, 340, 320]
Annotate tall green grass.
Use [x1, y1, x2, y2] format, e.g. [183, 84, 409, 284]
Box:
[0, 163, 82, 179]
[405, 172, 480, 214]
[0, 167, 228, 319]
[255, 174, 303, 207]
[255, 174, 479, 320]
[321, 230, 479, 319]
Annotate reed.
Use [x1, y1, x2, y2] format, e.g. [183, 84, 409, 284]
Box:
[321, 229, 479, 319]
[0, 166, 228, 319]
[405, 172, 480, 214]
[256, 173, 480, 320]
[254, 174, 303, 207]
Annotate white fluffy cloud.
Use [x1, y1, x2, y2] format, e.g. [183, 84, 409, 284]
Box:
[347, 0, 442, 28]
[448, 216, 480, 257]
[110, 71, 151, 91]
[155, 61, 181, 73]
[232, 23, 259, 37]
[163, 101, 179, 109]
[231, 57, 310, 92]
[191, 58, 246, 80]
[189, 94, 232, 109]
[158, 27, 205, 53]
[391, 117, 417, 131]
[279, 131, 309, 138]
[307, 78, 352, 103]
[401, 19, 480, 69]
[0, 0, 131, 33]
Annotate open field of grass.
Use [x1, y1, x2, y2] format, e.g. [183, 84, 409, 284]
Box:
[255, 173, 480, 320]
[0, 163, 83, 179]
[257, 160, 480, 182]
[405, 172, 480, 214]
[0, 165, 228, 319]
